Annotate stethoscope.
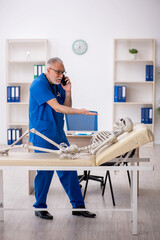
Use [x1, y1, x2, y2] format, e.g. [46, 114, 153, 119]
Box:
[45, 75, 61, 98]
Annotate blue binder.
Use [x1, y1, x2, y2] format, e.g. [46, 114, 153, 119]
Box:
[114, 86, 118, 102]
[15, 128, 22, 145]
[118, 86, 122, 102]
[141, 107, 153, 124]
[7, 129, 12, 145]
[11, 86, 15, 102]
[145, 108, 149, 123]
[37, 65, 42, 76]
[121, 86, 126, 102]
[12, 129, 16, 144]
[141, 108, 145, 123]
[7, 86, 11, 102]
[150, 65, 153, 81]
[146, 65, 150, 81]
[148, 108, 153, 124]
[15, 86, 20, 102]
[146, 65, 154, 81]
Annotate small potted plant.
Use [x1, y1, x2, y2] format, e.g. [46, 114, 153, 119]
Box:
[129, 48, 138, 60]
[157, 106, 160, 115]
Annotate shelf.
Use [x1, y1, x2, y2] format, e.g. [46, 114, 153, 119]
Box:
[133, 122, 153, 126]
[7, 81, 32, 84]
[7, 102, 29, 105]
[8, 122, 29, 126]
[6, 38, 48, 145]
[115, 60, 154, 62]
[114, 102, 153, 105]
[114, 81, 154, 84]
[8, 60, 46, 63]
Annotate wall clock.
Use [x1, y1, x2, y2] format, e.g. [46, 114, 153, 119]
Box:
[72, 39, 88, 55]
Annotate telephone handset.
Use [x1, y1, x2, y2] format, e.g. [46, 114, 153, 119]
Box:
[61, 75, 67, 86]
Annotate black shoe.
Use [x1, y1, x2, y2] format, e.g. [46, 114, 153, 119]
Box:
[72, 206, 96, 218]
[35, 211, 53, 220]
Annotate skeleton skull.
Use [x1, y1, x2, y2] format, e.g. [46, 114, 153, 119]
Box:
[114, 117, 133, 133]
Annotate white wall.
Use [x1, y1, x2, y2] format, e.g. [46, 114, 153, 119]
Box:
[0, 0, 160, 144]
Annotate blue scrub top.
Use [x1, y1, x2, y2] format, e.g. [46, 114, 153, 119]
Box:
[29, 73, 69, 150]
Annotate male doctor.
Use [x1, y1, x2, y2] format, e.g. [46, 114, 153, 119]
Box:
[29, 57, 97, 220]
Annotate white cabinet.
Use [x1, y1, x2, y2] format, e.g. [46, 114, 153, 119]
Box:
[6, 39, 48, 144]
[113, 39, 155, 132]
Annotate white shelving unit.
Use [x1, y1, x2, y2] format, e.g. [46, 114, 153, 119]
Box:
[6, 39, 48, 144]
[113, 39, 155, 133]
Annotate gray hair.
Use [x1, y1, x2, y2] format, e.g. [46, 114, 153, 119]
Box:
[47, 57, 63, 68]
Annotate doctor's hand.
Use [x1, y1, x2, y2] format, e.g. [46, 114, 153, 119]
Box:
[61, 76, 71, 92]
[80, 109, 98, 115]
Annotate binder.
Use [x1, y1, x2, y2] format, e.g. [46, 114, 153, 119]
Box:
[42, 65, 46, 73]
[12, 129, 16, 144]
[7, 86, 11, 102]
[114, 86, 118, 102]
[38, 65, 42, 76]
[118, 86, 122, 102]
[150, 65, 153, 81]
[146, 65, 154, 81]
[148, 108, 153, 124]
[34, 65, 38, 79]
[15, 128, 22, 145]
[121, 86, 126, 102]
[141, 108, 145, 123]
[7, 129, 12, 145]
[15, 86, 20, 102]
[11, 86, 15, 102]
[141, 107, 153, 124]
[145, 108, 149, 123]
[146, 65, 150, 81]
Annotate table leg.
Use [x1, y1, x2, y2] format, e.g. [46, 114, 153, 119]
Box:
[28, 170, 36, 195]
[0, 170, 4, 221]
[132, 169, 138, 235]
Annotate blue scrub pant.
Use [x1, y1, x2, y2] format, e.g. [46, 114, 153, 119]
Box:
[33, 170, 85, 209]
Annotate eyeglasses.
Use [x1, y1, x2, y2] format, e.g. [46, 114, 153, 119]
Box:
[49, 68, 66, 76]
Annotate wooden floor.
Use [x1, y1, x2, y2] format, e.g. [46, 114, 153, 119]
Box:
[0, 145, 160, 240]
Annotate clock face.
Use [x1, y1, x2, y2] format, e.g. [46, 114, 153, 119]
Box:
[72, 39, 88, 55]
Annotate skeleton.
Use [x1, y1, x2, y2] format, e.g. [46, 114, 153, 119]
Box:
[0, 117, 133, 158]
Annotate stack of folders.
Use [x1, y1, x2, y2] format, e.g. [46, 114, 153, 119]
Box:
[7, 128, 22, 145]
[141, 108, 153, 124]
[146, 65, 153, 81]
[114, 85, 126, 102]
[34, 64, 46, 79]
[7, 86, 20, 102]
